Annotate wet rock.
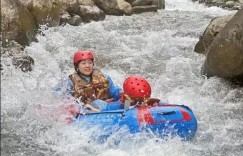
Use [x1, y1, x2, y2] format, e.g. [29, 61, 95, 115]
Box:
[12, 56, 35, 72]
[132, 0, 154, 6]
[77, 5, 106, 22]
[93, 0, 133, 15]
[2, 41, 25, 57]
[202, 9, 243, 83]
[59, 11, 72, 25]
[194, 0, 243, 10]
[225, 1, 235, 8]
[126, 0, 164, 9]
[60, 11, 83, 26]
[19, 0, 61, 27]
[157, 0, 165, 9]
[67, 15, 83, 26]
[78, 0, 96, 5]
[59, 0, 79, 15]
[117, 0, 133, 15]
[232, 2, 243, 10]
[125, 0, 135, 4]
[1, 0, 37, 47]
[133, 5, 158, 14]
[1, 41, 35, 72]
[60, 0, 105, 23]
[194, 13, 235, 54]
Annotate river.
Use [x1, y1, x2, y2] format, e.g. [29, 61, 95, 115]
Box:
[1, 0, 243, 155]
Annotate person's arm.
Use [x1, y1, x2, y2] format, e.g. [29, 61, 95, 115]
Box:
[103, 72, 122, 101]
[54, 77, 74, 97]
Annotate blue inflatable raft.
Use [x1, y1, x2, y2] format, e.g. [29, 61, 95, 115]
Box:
[74, 101, 197, 141]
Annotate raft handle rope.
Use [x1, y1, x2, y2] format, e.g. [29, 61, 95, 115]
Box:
[78, 110, 126, 116]
[73, 96, 131, 117]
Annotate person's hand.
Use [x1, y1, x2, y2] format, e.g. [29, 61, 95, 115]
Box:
[105, 98, 114, 102]
[84, 104, 100, 112]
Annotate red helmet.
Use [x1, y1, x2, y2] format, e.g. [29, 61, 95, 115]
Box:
[123, 76, 151, 98]
[73, 50, 94, 64]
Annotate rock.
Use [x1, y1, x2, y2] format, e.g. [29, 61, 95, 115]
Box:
[125, 0, 136, 4]
[130, 0, 165, 9]
[93, 0, 132, 15]
[202, 9, 243, 82]
[77, 5, 106, 22]
[225, 1, 235, 8]
[133, 5, 158, 14]
[194, 13, 235, 54]
[1, 0, 37, 47]
[60, 11, 72, 25]
[12, 56, 35, 72]
[194, 0, 243, 10]
[1, 41, 34, 72]
[59, 0, 104, 23]
[67, 15, 83, 26]
[19, 0, 61, 27]
[117, 0, 133, 15]
[78, 0, 95, 5]
[157, 0, 165, 9]
[233, 2, 243, 10]
[132, 0, 154, 6]
[59, 0, 79, 14]
[1, 41, 25, 57]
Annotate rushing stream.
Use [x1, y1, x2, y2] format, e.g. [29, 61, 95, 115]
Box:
[1, 0, 243, 155]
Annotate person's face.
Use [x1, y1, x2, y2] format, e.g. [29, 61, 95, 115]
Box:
[78, 59, 94, 76]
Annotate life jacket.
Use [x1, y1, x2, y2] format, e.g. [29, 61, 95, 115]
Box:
[121, 94, 161, 107]
[69, 69, 109, 104]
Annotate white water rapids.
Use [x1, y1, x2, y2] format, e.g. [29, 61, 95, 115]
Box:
[1, 0, 243, 155]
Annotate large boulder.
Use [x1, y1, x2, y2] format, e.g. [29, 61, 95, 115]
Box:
[125, 0, 135, 4]
[93, 0, 133, 15]
[202, 9, 243, 82]
[77, 5, 105, 22]
[157, 0, 165, 9]
[19, 0, 61, 27]
[131, 0, 154, 6]
[125, 0, 165, 9]
[1, 0, 37, 47]
[133, 5, 157, 14]
[59, 0, 105, 24]
[194, 13, 235, 54]
[78, 0, 95, 5]
[77, 0, 106, 22]
[60, 11, 83, 26]
[59, 0, 79, 14]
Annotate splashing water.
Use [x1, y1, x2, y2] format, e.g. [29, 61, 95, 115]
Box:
[1, 1, 242, 156]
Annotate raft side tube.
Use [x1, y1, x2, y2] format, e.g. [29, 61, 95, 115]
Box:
[75, 102, 197, 140]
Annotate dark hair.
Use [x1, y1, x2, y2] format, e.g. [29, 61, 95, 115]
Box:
[74, 61, 81, 73]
